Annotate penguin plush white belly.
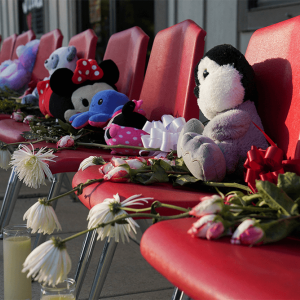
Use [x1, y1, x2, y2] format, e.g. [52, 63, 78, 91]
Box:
[177, 44, 268, 182]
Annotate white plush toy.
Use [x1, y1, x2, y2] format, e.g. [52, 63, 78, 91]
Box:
[21, 46, 78, 106]
[177, 44, 268, 182]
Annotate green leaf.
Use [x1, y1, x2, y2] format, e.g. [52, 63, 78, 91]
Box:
[174, 157, 190, 172]
[21, 131, 40, 140]
[277, 172, 300, 201]
[58, 119, 77, 135]
[159, 159, 173, 172]
[259, 217, 300, 244]
[174, 174, 201, 186]
[256, 180, 299, 216]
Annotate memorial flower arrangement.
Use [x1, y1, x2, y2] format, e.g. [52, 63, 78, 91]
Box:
[0, 117, 299, 287]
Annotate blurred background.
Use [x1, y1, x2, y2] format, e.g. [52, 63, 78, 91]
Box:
[1, 0, 300, 61]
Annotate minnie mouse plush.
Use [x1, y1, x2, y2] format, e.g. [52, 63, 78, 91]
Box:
[37, 58, 119, 121]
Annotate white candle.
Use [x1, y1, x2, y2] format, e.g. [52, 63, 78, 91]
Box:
[3, 230, 32, 300]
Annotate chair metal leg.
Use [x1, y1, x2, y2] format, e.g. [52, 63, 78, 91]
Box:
[33, 173, 64, 249]
[0, 168, 23, 238]
[88, 238, 118, 300]
[74, 229, 97, 298]
[172, 287, 185, 300]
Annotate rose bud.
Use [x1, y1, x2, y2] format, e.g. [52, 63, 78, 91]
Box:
[189, 195, 224, 217]
[23, 115, 35, 125]
[99, 162, 114, 175]
[125, 158, 145, 169]
[12, 112, 24, 122]
[111, 157, 127, 167]
[103, 166, 130, 183]
[188, 214, 228, 240]
[231, 219, 264, 246]
[56, 135, 75, 148]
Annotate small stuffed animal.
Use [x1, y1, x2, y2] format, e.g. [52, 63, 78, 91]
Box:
[104, 100, 149, 155]
[177, 44, 268, 182]
[0, 39, 40, 92]
[70, 89, 129, 129]
[47, 59, 119, 121]
[21, 46, 78, 106]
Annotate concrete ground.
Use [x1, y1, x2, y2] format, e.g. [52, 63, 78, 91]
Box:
[0, 168, 175, 299]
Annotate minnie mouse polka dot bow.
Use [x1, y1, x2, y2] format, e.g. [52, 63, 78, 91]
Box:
[72, 59, 104, 84]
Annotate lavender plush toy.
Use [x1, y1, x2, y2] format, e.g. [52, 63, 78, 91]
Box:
[0, 39, 40, 92]
[177, 44, 268, 182]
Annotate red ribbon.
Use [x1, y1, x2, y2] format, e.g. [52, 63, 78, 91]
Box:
[244, 123, 300, 193]
[72, 59, 104, 84]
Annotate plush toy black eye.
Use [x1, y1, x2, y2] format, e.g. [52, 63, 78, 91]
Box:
[203, 69, 209, 78]
[98, 99, 103, 105]
[82, 98, 89, 107]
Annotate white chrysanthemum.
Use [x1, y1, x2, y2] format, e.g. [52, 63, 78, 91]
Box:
[23, 198, 62, 234]
[0, 147, 11, 170]
[78, 156, 105, 171]
[88, 193, 152, 243]
[10, 144, 57, 189]
[22, 238, 71, 287]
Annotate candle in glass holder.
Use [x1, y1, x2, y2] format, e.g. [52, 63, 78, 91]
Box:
[3, 224, 32, 300]
[40, 278, 76, 300]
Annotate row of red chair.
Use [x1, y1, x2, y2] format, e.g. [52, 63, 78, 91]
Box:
[0, 19, 206, 299]
[140, 15, 300, 300]
[0, 30, 36, 64]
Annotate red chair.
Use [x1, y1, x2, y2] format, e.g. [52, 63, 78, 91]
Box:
[68, 29, 98, 60]
[11, 29, 36, 60]
[0, 34, 17, 64]
[104, 26, 150, 101]
[71, 20, 208, 299]
[140, 16, 300, 300]
[0, 29, 63, 140]
[0, 26, 149, 240]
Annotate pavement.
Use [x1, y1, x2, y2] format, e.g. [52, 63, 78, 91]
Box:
[0, 168, 175, 299]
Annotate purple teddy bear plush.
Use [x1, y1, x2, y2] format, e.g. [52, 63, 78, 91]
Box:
[0, 39, 40, 92]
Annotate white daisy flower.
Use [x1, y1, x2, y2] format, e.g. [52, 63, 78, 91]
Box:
[87, 193, 153, 243]
[9, 144, 57, 189]
[78, 156, 105, 171]
[0, 145, 11, 170]
[22, 237, 71, 287]
[23, 198, 62, 234]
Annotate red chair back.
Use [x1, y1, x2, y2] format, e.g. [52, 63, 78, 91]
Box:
[103, 26, 149, 100]
[69, 29, 98, 60]
[11, 29, 36, 60]
[0, 34, 17, 64]
[245, 16, 300, 160]
[31, 29, 63, 83]
[140, 19, 206, 122]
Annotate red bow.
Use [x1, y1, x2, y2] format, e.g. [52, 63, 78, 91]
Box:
[244, 123, 300, 193]
[72, 59, 104, 84]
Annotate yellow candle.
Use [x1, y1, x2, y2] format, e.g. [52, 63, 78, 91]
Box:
[40, 295, 75, 300]
[3, 235, 32, 300]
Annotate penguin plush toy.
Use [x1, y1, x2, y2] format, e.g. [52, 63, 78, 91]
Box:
[177, 44, 268, 182]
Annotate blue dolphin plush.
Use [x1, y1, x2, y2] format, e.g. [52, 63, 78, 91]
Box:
[69, 90, 129, 129]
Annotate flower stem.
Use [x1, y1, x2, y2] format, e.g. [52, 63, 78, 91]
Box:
[77, 141, 160, 152]
[47, 178, 104, 204]
[203, 181, 251, 192]
[5, 138, 45, 147]
[60, 211, 190, 243]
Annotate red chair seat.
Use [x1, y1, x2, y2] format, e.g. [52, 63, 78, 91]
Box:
[140, 218, 300, 300]
[32, 141, 114, 175]
[0, 119, 29, 143]
[72, 165, 213, 212]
